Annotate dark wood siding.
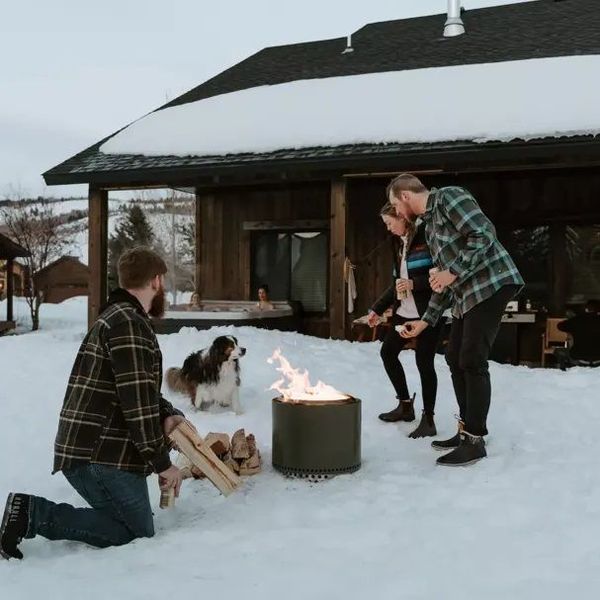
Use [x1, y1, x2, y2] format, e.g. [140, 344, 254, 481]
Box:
[197, 182, 330, 334]
[191, 167, 600, 340]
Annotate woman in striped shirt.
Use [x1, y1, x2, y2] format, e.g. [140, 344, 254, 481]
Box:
[368, 203, 444, 439]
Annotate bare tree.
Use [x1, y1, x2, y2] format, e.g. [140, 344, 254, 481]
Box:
[1, 198, 73, 330]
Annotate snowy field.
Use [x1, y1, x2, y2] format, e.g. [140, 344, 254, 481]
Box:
[1, 297, 600, 599]
[0, 197, 181, 266]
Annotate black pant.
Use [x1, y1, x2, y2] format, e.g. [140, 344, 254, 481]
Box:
[445, 285, 519, 436]
[380, 316, 443, 414]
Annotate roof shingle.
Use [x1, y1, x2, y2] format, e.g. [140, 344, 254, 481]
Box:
[43, 0, 600, 186]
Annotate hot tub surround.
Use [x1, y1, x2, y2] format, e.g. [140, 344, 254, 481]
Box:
[153, 300, 301, 334]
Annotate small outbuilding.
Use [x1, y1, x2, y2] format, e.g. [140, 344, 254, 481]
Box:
[0, 232, 30, 334]
[34, 256, 89, 304]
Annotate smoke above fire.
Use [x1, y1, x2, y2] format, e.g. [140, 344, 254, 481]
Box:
[267, 348, 349, 402]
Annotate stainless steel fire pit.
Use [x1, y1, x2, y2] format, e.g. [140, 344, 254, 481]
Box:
[272, 396, 361, 478]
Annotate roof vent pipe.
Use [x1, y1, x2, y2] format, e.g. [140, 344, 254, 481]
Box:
[342, 33, 354, 54]
[444, 0, 465, 37]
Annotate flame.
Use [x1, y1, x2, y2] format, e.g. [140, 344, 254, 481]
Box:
[267, 348, 349, 402]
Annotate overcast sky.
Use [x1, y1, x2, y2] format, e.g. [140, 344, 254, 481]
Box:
[0, 0, 530, 199]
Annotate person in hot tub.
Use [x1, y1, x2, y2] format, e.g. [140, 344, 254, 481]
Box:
[257, 284, 275, 311]
[187, 292, 201, 311]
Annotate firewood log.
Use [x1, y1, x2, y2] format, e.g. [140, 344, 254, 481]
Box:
[169, 422, 242, 496]
[239, 450, 261, 476]
[246, 433, 257, 456]
[231, 428, 250, 459]
[159, 487, 175, 509]
[239, 465, 261, 476]
[224, 454, 241, 474]
[204, 432, 230, 457]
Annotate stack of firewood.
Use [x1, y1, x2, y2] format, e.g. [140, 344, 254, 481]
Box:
[161, 422, 244, 508]
[177, 428, 261, 479]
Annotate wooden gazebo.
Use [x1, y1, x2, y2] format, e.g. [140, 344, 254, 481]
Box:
[41, 1, 600, 343]
[0, 233, 30, 334]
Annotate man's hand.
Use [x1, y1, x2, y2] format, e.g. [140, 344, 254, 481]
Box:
[400, 320, 429, 338]
[429, 270, 457, 293]
[163, 415, 197, 451]
[367, 310, 380, 328]
[163, 415, 198, 436]
[158, 464, 183, 497]
[395, 278, 413, 294]
[162, 415, 185, 437]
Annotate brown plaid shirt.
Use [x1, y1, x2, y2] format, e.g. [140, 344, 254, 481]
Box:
[53, 289, 181, 476]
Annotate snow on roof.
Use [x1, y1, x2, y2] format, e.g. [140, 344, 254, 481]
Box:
[101, 55, 600, 158]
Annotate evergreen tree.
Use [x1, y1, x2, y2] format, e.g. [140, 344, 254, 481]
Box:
[176, 220, 195, 266]
[108, 203, 156, 288]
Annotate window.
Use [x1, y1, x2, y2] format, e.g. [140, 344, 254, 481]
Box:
[567, 224, 600, 303]
[499, 225, 551, 307]
[499, 223, 600, 311]
[251, 231, 328, 312]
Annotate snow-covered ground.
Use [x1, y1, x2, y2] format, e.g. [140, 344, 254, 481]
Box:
[1, 297, 600, 599]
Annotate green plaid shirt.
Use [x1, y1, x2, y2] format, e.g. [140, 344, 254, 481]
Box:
[421, 187, 524, 326]
[53, 289, 181, 476]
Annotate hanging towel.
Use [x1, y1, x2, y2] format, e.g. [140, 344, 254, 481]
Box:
[344, 258, 357, 314]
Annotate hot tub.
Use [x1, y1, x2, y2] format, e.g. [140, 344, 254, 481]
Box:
[153, 300, 300, 334]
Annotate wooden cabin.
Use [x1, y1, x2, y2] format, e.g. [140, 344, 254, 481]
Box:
[34, 256, 89, 304]
[0, 259, 27, 299]
[42, 1, 600, 363]
[0, 233, 30, 334]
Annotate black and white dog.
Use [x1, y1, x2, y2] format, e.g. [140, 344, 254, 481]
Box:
[166, 335, 246, 414]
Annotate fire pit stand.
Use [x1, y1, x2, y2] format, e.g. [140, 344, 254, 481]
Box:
[272, 396, 361, 478]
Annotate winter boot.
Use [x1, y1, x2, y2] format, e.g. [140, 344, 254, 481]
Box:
[408, 411, 437, 439]
[431, 419, 464, 451]
[0, 493, 30, 560]
[436, 431, 487, 467]
[378, 393, 415, 423]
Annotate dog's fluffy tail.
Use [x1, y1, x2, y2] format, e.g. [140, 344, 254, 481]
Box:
[165, 367, 188, 395]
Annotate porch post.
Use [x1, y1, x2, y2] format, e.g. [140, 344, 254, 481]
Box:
[88, 186, 108, 327]
[194, 189, 203, 298]
[329, 178, 347, 339]
[550, 223, 568, 316]
[6, 258, 14, 322]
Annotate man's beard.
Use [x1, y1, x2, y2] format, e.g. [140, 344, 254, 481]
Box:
[396, 200, 415, 222]
[148, 285, 166, 318]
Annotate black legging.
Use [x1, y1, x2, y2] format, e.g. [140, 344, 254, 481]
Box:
[380, 316, 442, 415]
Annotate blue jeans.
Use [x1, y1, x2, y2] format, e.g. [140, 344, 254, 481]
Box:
[26, 464, 154, 548]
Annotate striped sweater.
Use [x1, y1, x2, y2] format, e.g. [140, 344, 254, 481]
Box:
[372, 222, 435, 318]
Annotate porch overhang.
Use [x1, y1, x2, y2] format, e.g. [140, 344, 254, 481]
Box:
[43, 135, 600, 189]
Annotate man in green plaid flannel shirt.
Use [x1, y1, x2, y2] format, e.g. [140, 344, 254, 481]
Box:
[389, 174, 523, 466]
[2, 248, 192, 560]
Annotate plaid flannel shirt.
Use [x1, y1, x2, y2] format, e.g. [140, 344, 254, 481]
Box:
[53, 289, 182, 476]
[421, 187, 524, 327]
